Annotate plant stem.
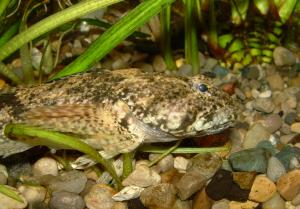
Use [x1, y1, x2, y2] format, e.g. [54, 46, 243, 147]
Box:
[50, 0, 176, 80]
[4, 124, 122, 189]
[184, 0, 200, 75]
[0, 0, 122, 62]
[0, 62, 22, 84]
[0, 0, 10, 18]
[140, 145, 229, 154]
[160, 5, 176, 71]
[122, 152, 134, 180]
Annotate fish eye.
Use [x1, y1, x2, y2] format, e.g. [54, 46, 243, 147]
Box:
[198, 83, 208, 92]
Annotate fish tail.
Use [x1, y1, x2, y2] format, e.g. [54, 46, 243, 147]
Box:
[0, 133, 32, 157]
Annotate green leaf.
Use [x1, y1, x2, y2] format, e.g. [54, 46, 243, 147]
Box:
[0, 185, 24, 203]
[254, 0, 269, 15]
[0, 0, 122, 62]
[4, 124, 121, 189]
[218, 34, 234, 49]
[50, 0, 175, 80]
[277, 0, 298, 23]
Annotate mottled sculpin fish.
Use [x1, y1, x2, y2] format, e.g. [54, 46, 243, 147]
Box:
[0, 69, 237, 158]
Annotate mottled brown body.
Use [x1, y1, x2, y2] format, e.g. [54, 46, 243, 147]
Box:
[0, 69, 237, 158]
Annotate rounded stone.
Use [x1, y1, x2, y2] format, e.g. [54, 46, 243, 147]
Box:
[153, 55, 167, 72]
[262, 192, 285, 209]
[260, 114, 282, 133]
[273, 46, 297, 66]
[267, 156, 286, 182]
[292, 192, 300, 206]
[18, 185, 46, 204]
[50, 191, 85, 209]
[277, 169, 300, 200]
[249, 175, 277, 202]
[187, 152, 222, 179]
[140, 183, 177, 209]
[49, 170, 87, 194]
[291, 123, 300, 133]
[32, 157, 58, 177]
[266, 73, 284, 91]
[84, 184, 116, 209]
[211, 199, 229, 209]
[252, 98, 275, 113]
[243, 123, 271, 149]
[285, 112, 297, 125]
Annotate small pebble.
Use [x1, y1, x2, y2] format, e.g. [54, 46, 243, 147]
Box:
[178, 64, 193, 77]
[229, 148, 269, 173]
[262, 192, 285, 209]
[206, 169, 249, 201]
[275, 146, 299, 169]
[266, 73, 285, 90]
[49, 170, 87, 194]
[229, 200, 258, 209]
[32, 157, 58, 177]
[211, 199, 230, 209]
[273, 46, 297, 66]
[267, 156, 286, 182]
[50, 191, 85, 209]
[172, 199, 192, 209]
[291, 123, 300, 134]
[277, 169, 300, 200]
[122, 164, 161, 187]
[232, 172, 256, 190]
[252, 98, 275, 113]
[192, 189, 212, 209]
[187, 152, 222, 179]
[149, 154, 174, 173]
[175, 170, 207, 200]
[243, 123, 271, 149]
[153, 55, 167, 72]
[249, 174, 277, 202]
[84, 184, 116, 209]
[174, 156, 189, 173]
[292, 192, 300, 206]
[260, 114, 282, 133]
[285, 112, 298, 125]
[112, 186, 144, 201]
[18, 185, 46, 204]
[140, 183, 177, 209]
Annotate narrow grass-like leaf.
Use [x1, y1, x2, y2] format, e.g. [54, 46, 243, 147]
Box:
[0, 21, 20, 48]
[0, 185, 24, 203]
[184, 0, 200, 74]
[0, 0, 10, 18]
[122, 152, 134, 180]
[4, 124, 121, 189]
[0, 61, 22, 84]
[160, 5, 176, 71]
[0, 0, 122, 63]
[140, 145, 229, 154]
[50, 0, 175, 80]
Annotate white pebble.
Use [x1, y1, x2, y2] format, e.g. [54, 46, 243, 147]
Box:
[174, 156, 189, 173]
[32, 157, 58, 177]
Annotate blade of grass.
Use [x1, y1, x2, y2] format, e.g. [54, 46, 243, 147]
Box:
[0, 185, 24, 203]
[160, 5, 176, 71]
[184, 0, 200, 75]
[0, 21, 20, 48]
[0, 0, 122, 63]
[0, 61, 22, 84]
[0, 0, 10, 18]
[139, 145, 229, 154]
[122, 152, 134, 180]
[50, 0, 176, 80]
[4, 124, 121, 189]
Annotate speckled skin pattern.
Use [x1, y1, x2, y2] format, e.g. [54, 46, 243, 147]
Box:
[0, 68, 237, 158]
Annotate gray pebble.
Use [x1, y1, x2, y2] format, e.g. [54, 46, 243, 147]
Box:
[292, 192, 300, 206]
[252, 98, 275, 113]
[49, 170, 87, 194]
[267, 156, 286, 182]
[273, 46, 297, 66]
[50, 191, 85, 209]
[140, 183, 177, 209]
[211, 199, 230, 209]
[175, 170, 206, 200]
[262, 192, 285, 209]
[285, 112, 297, 125]
[187, 153, 222, 179]
[229, 148, 269, 173]
[243, 123, 271, 149]
[260, 113, 282, 133]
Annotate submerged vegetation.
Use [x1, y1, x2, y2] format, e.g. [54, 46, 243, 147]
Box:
[0, 0, 299, 198]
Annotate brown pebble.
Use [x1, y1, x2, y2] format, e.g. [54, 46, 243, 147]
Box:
[249, 175, 277, 202]
[277, 169, 300, 200]
[192, 188, 212, 209]
[232, 172, 256, 190]
[229, 200, 258, 209]
[291, 123, 300, 134]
